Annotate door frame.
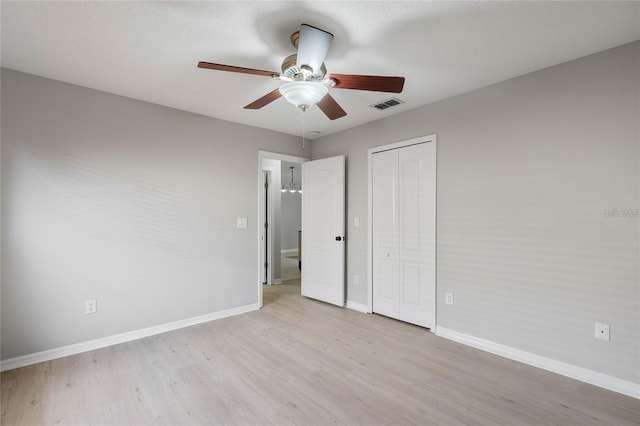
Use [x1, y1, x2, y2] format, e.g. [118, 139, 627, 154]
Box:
[367, 134, 438, 328]
[257, 150, 309, 308]
[262, 170, 273, 286]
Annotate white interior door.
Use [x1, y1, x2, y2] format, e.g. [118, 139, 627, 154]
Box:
[301, 155, 345, 306]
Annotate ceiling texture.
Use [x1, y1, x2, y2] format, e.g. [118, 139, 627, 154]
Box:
[2, 1, 639, 140]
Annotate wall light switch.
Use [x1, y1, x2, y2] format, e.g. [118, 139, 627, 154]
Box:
[354, 217, 360, 227]
[354, 275, 360, 285]
[236, 217, 248, 229]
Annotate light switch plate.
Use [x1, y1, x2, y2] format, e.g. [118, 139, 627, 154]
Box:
[236, 217, 248, 229]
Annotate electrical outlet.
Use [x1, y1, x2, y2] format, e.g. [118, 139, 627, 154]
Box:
[354, 275, 360, 285]
[85, 299, 97, 314]
[595, 322, 610, 341]
[445, 293, 454, 305]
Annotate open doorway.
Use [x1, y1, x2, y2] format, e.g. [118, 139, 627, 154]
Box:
[279, 162, 302, 283]
[258, 151, 307, 308]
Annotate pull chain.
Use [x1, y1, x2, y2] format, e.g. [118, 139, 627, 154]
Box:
[302, 109, 306, 151]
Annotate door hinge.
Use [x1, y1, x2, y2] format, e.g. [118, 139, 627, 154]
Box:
[264, 262, 268, 268]
[264, 181, 268, 189]
[265, 222, 268, 229]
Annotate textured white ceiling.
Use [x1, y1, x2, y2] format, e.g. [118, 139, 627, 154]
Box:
[2, 1, 639, 140]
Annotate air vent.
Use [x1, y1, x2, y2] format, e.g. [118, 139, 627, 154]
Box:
[372, 97, 404, 111]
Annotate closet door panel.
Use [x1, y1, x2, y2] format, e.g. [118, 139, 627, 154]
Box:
[372, 150, 400, 319]
[378, 260, 398, 300]
[401, 156, 422, 254]
[401, 261, 422, 305]
[399, 143, 436, 328]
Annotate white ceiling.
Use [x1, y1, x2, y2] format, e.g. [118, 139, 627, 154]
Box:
[2, 1, 639, 140]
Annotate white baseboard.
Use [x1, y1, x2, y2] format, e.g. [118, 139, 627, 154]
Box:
[1, 303, 260, 372]
[281, 249, 298, 255]
[436, 327, 640, 399]
[346, 300, 370, 313]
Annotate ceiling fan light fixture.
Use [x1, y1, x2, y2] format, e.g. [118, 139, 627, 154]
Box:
[199, 23, 405, 120]
[279, 81, 328, 111]
[282, 166, 302, 194]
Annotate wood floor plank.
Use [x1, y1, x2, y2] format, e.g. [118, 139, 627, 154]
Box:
[2, 279, 639, 425]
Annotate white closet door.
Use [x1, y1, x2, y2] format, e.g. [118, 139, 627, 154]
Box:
[372, 149, 400, 319]
[398, 143, 436, 328]
[371, 141, 436, 329]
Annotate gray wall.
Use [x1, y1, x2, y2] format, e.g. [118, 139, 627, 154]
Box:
[281, 193, 301, 252]
[1, 69, 308, 360]
[312, 42, 639, 383]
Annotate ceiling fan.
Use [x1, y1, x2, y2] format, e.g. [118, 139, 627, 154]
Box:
[198, 24, 405, 120]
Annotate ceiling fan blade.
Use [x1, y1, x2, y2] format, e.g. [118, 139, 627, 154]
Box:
[317, 94, 347, 120]
[198, 62, 278, 78]
[244, 88, 282, 109]
[296, 24, 334, 74]
[330, 74, 405, 93]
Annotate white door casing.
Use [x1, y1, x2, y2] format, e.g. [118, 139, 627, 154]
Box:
[261, 159, 282, 285]
[301, 155, 346, 307]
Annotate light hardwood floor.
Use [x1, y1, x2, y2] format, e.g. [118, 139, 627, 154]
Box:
[2, 279, 639, 425]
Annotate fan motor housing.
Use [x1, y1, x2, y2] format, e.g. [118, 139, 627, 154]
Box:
[281, 54, 327, 82]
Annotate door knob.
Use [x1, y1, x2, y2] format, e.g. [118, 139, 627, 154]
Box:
[335, 236, 342, 241]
